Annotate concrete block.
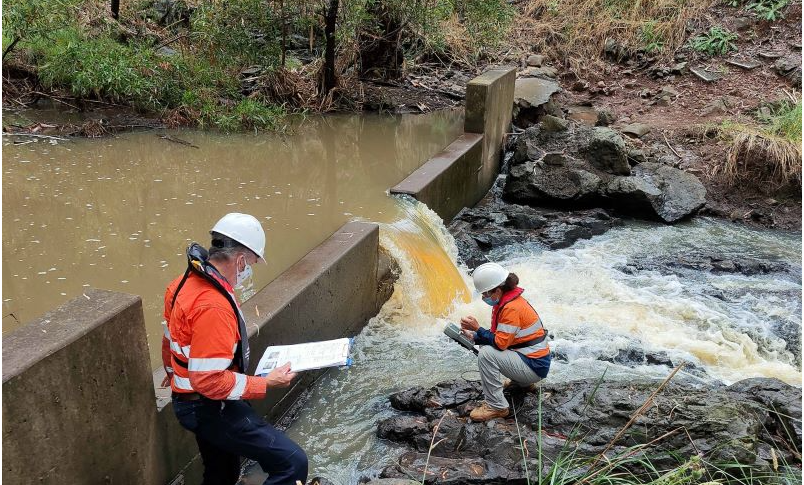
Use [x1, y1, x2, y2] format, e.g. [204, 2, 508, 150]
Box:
[2, 289, 157, 484]
[464, 67, 516, 203]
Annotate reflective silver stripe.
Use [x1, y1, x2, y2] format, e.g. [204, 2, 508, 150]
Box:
[515, 320, 544, 339]
[232, 342, 237, 354]
[173, 375, 194, 390]
[181, 345, 191, 357]
[188, 358, 232, 372]
[496, 323, 519, 334]
[514, 339, 549, 356]
[227, 373, 247, 400]
[165, 366, 174, 373]
[170, 340, 182, 354]
[163, 322, 171, 339]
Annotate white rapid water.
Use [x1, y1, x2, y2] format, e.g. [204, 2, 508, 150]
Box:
[282, 201, 801, 484]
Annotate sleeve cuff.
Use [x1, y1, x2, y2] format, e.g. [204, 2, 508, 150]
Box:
[244, 376, 269, 400]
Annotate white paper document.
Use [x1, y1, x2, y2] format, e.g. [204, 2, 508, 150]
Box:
[255, 338, 354, 375]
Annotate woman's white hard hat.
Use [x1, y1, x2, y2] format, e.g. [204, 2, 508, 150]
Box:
[210, 213, 266, 263]
[472, 262, 509, 293]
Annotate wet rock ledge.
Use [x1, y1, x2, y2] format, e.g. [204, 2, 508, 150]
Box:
[374, 378, 801, 484]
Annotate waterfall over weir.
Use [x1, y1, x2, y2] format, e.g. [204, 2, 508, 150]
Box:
[275, 197, 801, 484]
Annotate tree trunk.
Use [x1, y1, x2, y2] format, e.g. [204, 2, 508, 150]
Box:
[111, 0, 120, 19]
[323, 0, 339, 94]
[3, 37, 20, 61]
[279, 0, 286, 67]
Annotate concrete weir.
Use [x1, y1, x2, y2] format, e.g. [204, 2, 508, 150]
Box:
[392, 68, 516, 221]
[2, 68, 516, 484]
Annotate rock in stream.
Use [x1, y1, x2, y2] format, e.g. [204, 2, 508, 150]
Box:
[376, 378, 802, 484]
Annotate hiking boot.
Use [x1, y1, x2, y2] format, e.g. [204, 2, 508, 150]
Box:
[469, 402, 509, 422]
[503, 379, 539, 392]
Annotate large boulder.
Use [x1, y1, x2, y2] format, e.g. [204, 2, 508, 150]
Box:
[505, 123, 706, 223]
[585, 127, 630, 175]
[606, 162, 706, 222]
[505, 160, 602, 204]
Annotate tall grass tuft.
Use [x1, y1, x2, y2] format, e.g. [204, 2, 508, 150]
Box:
[703, 101, 802, 189]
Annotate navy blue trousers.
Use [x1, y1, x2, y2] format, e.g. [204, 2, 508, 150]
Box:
[173, 398, 308, 485]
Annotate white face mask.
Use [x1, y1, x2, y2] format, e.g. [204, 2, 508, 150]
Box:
[235, 256, 253, 288]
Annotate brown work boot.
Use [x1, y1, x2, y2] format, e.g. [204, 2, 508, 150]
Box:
[503, 379, 539, 392]
[469, 402, 509, 422]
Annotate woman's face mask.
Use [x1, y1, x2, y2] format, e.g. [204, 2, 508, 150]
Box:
[482, 290, 500, 306]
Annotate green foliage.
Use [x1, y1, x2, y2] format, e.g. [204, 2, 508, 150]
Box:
[728, 0, 789, 21]
[689, 26, 738, 56]
[640, 20, 665, 53]
[758, 100, 802, 144]
[746, 0, 789, 21]
[2, 0, 81, 46]
[190, 0, 282, 68]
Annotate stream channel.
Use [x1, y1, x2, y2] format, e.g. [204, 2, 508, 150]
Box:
[3, 110, 801, 484]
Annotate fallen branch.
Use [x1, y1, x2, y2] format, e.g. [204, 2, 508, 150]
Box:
[158, 134, 199, 148]
[664, 132, 683, 159]
[587, 362, 686, 471]
[2, 133, 69, 141]
[31, 91, 81, 110]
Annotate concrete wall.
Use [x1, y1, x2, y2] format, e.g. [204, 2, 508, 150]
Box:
[388, 133, 483, 222]
[391, 68, 515, 222]
[2, 222, 389, 485]
[2, 289, 160, 483]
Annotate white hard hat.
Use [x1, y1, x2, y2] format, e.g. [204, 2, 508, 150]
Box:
[472, 262, 509, 293]
[210, 213, 266, 263]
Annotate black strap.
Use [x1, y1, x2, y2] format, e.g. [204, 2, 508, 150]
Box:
[170, 266, 192, 311]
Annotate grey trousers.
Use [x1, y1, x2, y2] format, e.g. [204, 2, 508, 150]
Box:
[478, 345, 543, 410]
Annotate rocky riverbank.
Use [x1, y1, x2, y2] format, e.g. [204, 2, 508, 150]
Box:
[371, 378, 801, 484]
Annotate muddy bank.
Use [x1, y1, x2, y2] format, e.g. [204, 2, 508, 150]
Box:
[373, 377, 801, 484]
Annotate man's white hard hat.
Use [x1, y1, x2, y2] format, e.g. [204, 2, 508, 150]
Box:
[472, 262, 509, 293]
[210, 213, 266, 263]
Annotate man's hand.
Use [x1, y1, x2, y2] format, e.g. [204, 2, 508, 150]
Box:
[160, 373, 172, 388]
[265, 363, 297, 389]
[460, 316, 480, 332]
[461, 329, 476, 342]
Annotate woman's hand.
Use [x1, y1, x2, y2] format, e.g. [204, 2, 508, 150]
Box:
[460, 316, 480, 332]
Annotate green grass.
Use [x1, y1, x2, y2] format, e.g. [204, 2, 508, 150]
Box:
[759, 100, 802, 145]
[23, 27, 286, 131]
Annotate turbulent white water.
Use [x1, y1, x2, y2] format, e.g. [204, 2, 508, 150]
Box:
[284, 201, 802, 484]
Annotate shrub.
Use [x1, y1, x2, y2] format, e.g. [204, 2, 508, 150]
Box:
[689, 26, 738, 56]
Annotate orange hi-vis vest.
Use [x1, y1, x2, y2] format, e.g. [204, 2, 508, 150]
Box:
[489, 287, 550, 359]
[161, 244, 268, 401]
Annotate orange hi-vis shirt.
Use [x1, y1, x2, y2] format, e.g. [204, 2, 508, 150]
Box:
[486, 288, 549, 359]
[161, 271, 268, 400]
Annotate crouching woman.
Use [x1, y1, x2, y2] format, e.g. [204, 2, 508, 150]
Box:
[460, 262, 551, 422]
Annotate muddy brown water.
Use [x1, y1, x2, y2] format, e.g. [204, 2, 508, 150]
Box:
[2, 111, 464, 365]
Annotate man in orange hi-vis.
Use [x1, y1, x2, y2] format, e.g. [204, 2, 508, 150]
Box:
[161, 213, 307, 485]
[460, 262, 551, 422]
